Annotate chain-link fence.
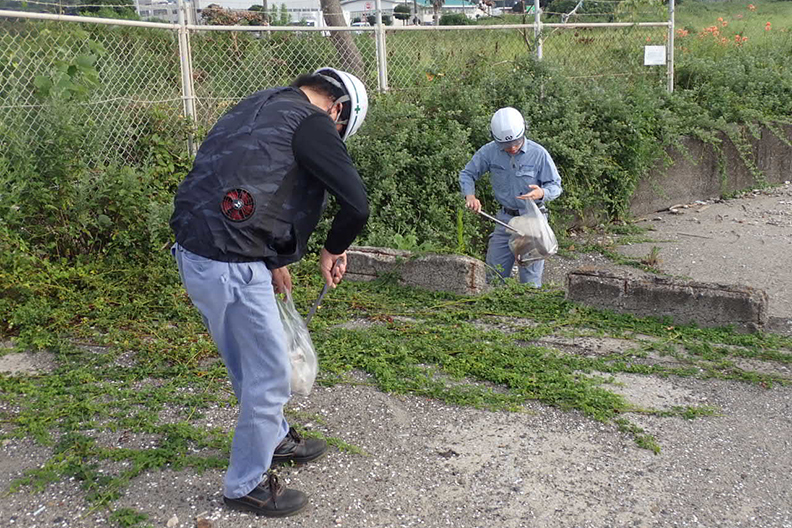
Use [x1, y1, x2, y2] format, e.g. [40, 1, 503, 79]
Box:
[0, 2, 673, 165]
[1, 15, 183, 166]
[188, 28, 381, 127]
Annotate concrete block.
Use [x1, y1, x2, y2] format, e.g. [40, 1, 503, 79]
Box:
[566, 269, 769, 332]
[345, 246, 487, 295]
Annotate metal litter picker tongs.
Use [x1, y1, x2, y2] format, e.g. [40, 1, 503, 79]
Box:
[305, 258, 342, 325]
[477, 210, 525, 236]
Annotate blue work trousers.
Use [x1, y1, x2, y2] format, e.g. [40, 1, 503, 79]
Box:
[485, 210, 545, 287]
[172, 243, 290, 499]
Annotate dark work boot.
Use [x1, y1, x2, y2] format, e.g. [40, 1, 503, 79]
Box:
[223, 472, 308, 517]
[271, 427, 328, 466]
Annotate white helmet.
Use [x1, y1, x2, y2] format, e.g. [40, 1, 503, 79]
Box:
[314, 67, 368, 141]
[490, 107, 525, 145]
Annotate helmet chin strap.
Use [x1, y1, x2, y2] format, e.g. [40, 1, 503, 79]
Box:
[317, 72, 351, 123]
[325, 94, 351, 125]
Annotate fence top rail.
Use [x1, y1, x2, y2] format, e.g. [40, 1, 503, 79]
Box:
[544, 22, 669, 28]
[0, 10, 669, 32]
[187, 24, 364, 31]
[0, 9, 178, 28]
[385, 22, 669, 30]
[188, 21, 668, 32]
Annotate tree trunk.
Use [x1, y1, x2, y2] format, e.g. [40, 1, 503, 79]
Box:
[319, 0, 365, 77]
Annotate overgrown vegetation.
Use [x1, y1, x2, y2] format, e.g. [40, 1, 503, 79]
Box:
[1, 1, 792, 525]
[2, 256, 792, 524]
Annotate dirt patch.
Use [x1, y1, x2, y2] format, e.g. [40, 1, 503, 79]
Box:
[0, 351, 56, 375]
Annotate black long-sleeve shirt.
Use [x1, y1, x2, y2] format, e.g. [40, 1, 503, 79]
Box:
[292, 113, 369, 255]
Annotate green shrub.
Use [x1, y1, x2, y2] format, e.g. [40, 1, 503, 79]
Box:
[439, 13, 474, 25]
[0, 101, 187, 262]
[545, 0, 615, 22]
[347, 95, 476, 252]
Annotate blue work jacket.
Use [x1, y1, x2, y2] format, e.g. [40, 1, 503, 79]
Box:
[459, 139, 562, 213]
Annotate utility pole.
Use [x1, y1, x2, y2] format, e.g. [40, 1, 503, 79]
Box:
[374, 0, 388, 91]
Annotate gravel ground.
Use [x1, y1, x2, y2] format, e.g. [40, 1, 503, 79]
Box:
[2, 183, 792, 528]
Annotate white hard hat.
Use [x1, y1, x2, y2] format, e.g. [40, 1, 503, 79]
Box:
[314, 67, 369, 141]
[490, 107, 525, 145]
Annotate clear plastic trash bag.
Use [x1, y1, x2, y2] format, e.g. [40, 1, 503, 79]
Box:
[507, 199, 558, 266]
[276, 292, 318, 396]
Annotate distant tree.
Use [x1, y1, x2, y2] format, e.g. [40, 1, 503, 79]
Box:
[366, 14, 376, 25]
[261, 3, 289, 24]
[319, 0, 365, 75]
[247, 3, 268, 23]
[394, 3, 410, 24]
[512, 0, 524, 13]
[440, 12, 471, 24]
[203, 4, 266, 25]
[383, 14, 393, 25]
[79, 0, 136, 17]
[432, 0, 444, 25]
[279, 3, 289, 25]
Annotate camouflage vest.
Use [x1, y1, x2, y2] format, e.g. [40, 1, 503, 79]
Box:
[170, 87, 328, 268]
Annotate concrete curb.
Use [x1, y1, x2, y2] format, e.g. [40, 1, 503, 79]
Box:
[566, 268, 769, 332]
[346, 246, 487, 295]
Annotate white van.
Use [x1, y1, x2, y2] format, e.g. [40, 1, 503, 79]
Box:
[351, 21, 371, 33]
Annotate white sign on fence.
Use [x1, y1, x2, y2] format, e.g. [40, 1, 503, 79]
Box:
[643, 45, 666, 66]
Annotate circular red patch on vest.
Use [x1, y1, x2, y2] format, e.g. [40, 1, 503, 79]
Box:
[220, 189, 255, 222]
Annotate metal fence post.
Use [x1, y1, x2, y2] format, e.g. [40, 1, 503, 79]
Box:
[177, 0, 197, 155]
[534, 0, 542, 60]
[667, 0, 675, 93]
[374, 0, 389, 92]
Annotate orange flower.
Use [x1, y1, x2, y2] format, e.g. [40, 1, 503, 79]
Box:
[742, 36, 748, 42]
[748, 4, 756, 11]
[717, 17, 723, 22]
[765, 21, 771, 30]
[736, 14, 743, 19]
[722, 20, 728, 27]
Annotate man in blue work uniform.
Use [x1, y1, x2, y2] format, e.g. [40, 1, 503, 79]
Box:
[459, 107, 562, 286]
[169, 68, 369, 517]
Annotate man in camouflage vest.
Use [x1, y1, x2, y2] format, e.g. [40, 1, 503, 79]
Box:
[170, 68, 369, 517]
